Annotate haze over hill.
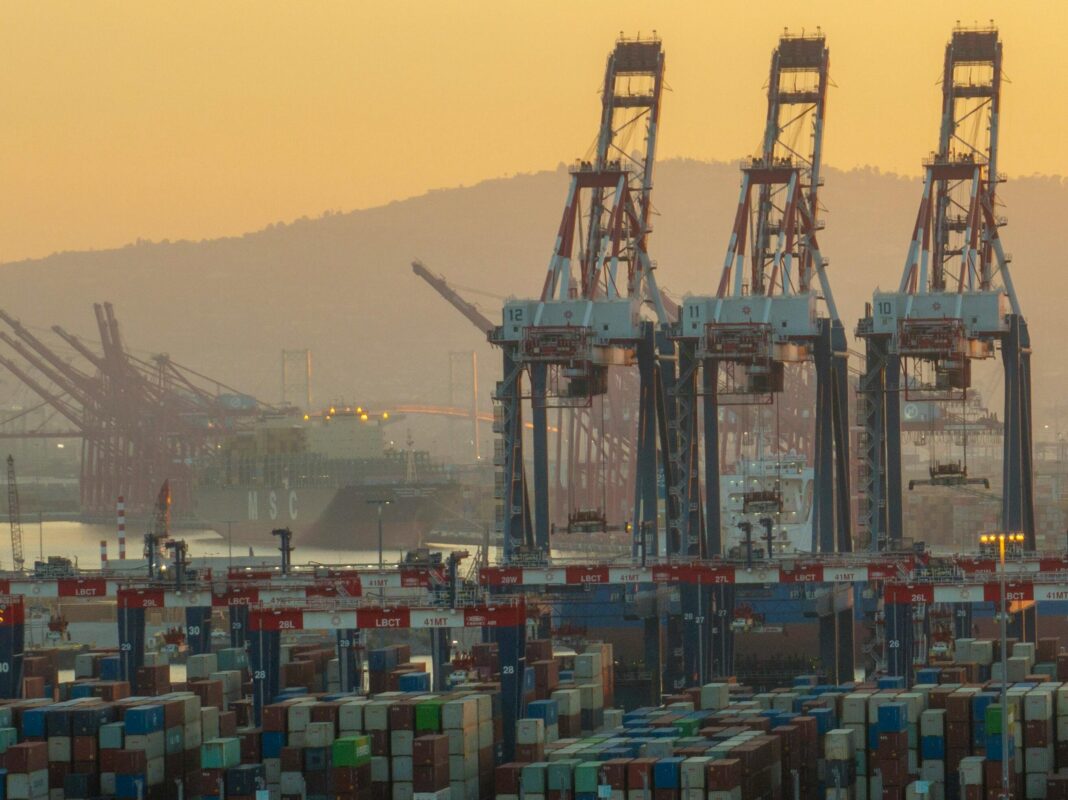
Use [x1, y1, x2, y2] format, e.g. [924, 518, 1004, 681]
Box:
[1, 158, 1065, 457]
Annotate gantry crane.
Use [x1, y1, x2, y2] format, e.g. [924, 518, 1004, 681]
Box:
[856, 26, 1034, 648]
[6, 456, 24, 572]
[672, 32, 853, 682]
[490, 36, 671, 559]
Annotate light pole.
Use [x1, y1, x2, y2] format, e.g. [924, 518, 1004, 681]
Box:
[226, 520, 234, 569]
[979, 531, 1025, 800]
[367, 499, 391, 600]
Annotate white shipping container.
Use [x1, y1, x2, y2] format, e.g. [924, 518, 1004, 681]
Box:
[442, 698, 477, 729]
[147, 756, 165, 785]
[6, 769, 48, 800]
[446, 726, 478, 755]
[971, 641, 994, 666]
[920, 760, 945, 783]
[1025, 745, 1054, 774]
[681, 757, 711, 789]
[552, 689, 581, 716]
[449, 753, 479, 780]
[392, 756, 413, 781]
[516, 718, 544, 745]
[46, 737, 70, 762]
[575, 652, 602, 679]
[825, 729, 855, 761]
[708, 790, 743, 800]
[579, 683, 604, 710]
[73, 653, 96, 679]
[841, 687, 867, 722]
[371, 756, 390, 782]
[391, 730, 414, 756]
[701, 683, 730, 711]
[392, 782, 414, 800]
[280, 772, 304, 794]
[200, 706, 220, 740]
[340, 700, 367, 732]
[305, 721, 336, 748]
[1026, 772, 1048, 800]
[920, 709, 946, 737]
[960, 757, 984, 785]
[954, 638, 974, 663]
[1024, 692, 1053, 721]
[187, 653, 218, 679]
[365, 700, 392, 730]
[287, 703, 313, 732]
[478, 721, 494, 749]
[772, 693, 798, 713]
[897, 693, 925, 724]
[1007, 657, 1031, 682]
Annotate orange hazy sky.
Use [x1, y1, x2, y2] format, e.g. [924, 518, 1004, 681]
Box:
[3, 2, 1067, 263]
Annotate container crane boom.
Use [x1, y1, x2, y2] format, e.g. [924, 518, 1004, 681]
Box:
[6, 456, 24, 571]
[412, 261, 495, 337]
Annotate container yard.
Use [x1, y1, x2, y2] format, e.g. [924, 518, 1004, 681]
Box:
[6, 11, 1068, 800]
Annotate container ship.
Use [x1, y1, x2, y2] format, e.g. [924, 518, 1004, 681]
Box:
[191, 406, 478, 549]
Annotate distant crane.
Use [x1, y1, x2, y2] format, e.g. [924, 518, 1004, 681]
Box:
[6, 455, 24, 571]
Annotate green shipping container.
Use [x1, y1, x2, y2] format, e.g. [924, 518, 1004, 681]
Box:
[547, 759, 580, 791]
[0, 727, 16, 753]
[415, 700, 444, 733]
[333, 735, 372, 767]
[521, 763, 548, 793]
[201, 737, 241, 769]
[575, 761, 602, 794]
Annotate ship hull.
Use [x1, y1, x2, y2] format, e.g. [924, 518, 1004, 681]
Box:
[192, 482, 462, 551]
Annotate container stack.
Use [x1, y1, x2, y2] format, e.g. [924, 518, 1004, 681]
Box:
[368, 645, 422, 693]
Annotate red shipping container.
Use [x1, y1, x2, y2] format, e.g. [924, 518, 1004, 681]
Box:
[946, 721, 972, 749]
[280, 746, 302, 771]
[72, 736, 97, 762]
[5, 742, 48, 773]
[626, 758, 655, 790]
[114, 749, 148, 773]
[389, 702, 414, 731]
[706, 758, 742, 790]
[189, 680, 225, 710]
[494, 763, 523, 795]
[877, 757, 909, 787]
[239, 728, 261, 762]
[164, 752, 183, 779]
[1025, 720, 1051, 747]
[220, 711, 237, 737]
[514, 743, 544, 762]
[312, 702, 341, 724]
[412, 763, 449, 792]
[263, 704, 289, 732]
[48, 762, 69, 790]
[369, 729, 389, 757]
[602, 758, 629, 789]
[305, 770, 329, 795]
[412, 735, 448, 766]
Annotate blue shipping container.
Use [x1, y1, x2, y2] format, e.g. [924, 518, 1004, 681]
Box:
[99, 657, 121, 681]
[261, 731, 285, 759]
[124, 705, 164, 735]
[920, 736, 945, 760]
[653, 757, 683, 789]
[877, 703, 908, 733]
[527, 700, 559, 726]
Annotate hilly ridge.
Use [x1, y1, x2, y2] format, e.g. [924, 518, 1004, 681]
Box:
[1, 159, 1064, 451]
